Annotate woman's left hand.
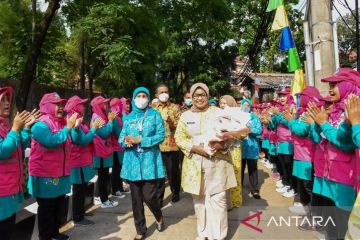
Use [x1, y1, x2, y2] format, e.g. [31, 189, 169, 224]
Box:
[25, 109, 41, 129]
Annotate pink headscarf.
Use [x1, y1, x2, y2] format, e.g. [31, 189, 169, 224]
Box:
[329, 81, 359, 123]
[39, 92, 67, 123]
[120, 97, 131, 115]
[277, 88, 295, 112]
[321, 68, 360, 123]
[297, 86, 323, 116]
[64, 96, 88, 117]
[0, 87, 14, 136]
[90, 96, 109, 122]
[110, 98, 123, 127]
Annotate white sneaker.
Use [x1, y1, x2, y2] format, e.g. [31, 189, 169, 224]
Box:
[276, 181, 284, 188]
[101, 199, 119, 208]
[282, 189, 297, 198]
[276, 185, 290, 193]
[293, 202, 302, 207]
[113, 191, 126, 198]
[288, 204, 309, 215]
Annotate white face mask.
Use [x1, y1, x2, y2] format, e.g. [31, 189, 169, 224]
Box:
[240, 104, 251, 113]
[184, 99, 192, 106]
[158, 93, 169, 102]
[135, 97, 149, 109]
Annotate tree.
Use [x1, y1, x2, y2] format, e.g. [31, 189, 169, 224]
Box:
[336, 11, 358, 68]
[17, 0, 62, 110]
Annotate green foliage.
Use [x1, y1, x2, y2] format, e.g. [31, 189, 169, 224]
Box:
[336, 11, 358, 68]
[0, 0, 305, 99]
[0, 1, 31, 79]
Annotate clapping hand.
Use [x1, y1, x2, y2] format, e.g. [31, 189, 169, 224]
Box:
[307, 102, 328, 125]
[283, 108, 295, 121]
[66, 113, 78, 130]
[301, 112, 315, 125]
[24, 109, 41, 129]
[108, 111, 118, 121]
[345, 94, 360, 125]
[91, 118, 105, 130]
[12, 111, 32, 132]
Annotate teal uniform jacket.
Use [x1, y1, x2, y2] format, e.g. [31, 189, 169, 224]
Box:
[0, 129, 30, 220]
[242, 113, 262, 160]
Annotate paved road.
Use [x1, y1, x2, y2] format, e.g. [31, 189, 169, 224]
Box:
[61, 162, 322, 240]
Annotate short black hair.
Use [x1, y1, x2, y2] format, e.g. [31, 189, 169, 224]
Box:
[156, 83, 168, 91]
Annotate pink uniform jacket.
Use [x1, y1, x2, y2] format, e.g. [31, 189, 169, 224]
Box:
[29, 115, 71, 177]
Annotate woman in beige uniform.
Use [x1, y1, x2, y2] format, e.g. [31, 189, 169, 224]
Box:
[174, 83, 237, 240]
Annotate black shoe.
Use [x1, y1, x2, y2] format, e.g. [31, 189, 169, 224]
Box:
[251, 191, 261, 199]
[74, 218, 95, 227]
[172, 193, 180, 203]
[156, 219, 165, 232]
[84, 212, 94, 217]
[52, 233, 70, 240]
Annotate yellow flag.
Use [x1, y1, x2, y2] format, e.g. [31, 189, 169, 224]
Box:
[291, 68, 306, 95]
[271, 5, 289, 31]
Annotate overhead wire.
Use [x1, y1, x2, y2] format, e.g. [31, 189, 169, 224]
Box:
[332, 0, 356, 34]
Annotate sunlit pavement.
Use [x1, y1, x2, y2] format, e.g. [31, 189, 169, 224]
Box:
[58, 163, 322, 240]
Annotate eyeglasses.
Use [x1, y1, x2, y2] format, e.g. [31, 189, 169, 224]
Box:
[193, 94, 207, 100]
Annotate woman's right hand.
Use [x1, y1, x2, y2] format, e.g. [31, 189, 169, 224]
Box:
[191, 145, 210, 158]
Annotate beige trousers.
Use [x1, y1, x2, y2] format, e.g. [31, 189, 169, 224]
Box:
[192, 174, 228, 240]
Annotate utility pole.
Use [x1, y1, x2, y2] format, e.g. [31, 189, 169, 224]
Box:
[306, 0, 336, 95]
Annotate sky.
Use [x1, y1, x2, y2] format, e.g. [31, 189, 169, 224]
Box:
[295, 0, 356, 21]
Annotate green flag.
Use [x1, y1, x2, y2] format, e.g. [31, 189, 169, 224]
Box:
[288, 48, 301, 72]
[266, 0, 284, 12]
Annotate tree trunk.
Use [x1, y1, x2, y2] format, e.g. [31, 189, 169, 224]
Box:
[32, 0, 36, 43]
[16, 0, 62, 110]
[79, 34, 86, 97]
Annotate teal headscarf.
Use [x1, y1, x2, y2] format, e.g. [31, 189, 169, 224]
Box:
[131, 87, 151, 113]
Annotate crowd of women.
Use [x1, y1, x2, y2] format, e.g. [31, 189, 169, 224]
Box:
[0, 67, 360, 240]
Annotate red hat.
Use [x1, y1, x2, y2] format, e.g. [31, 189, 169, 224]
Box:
[40, 92, 67, 107]
[0, 87, 14, 101]
[278, 87, 291, 95]
[321, 68, 360, 87]
[64, 96, 88, 113]
[300, 86, 321, 98]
